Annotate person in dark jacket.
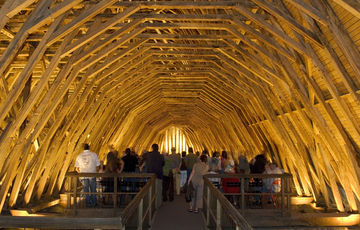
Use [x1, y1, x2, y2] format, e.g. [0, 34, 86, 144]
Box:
[122, 148, 138, 173]
[146, 144, 165, 208]
[249, 153, 267, 207]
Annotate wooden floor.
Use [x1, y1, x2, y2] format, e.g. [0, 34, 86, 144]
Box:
[151, 194, 207, 230]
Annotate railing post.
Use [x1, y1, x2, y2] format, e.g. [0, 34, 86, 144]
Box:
[138, 198, 143, 230]
[286, 176, 290, 213]
[74, 176, 78, 215]
[154, 178, 158, 210]
[67, 176, 72, 209]
[114, 175, 118, 208]
[216, 199, 221, 230]
[206, 186, 210, 226]
[281, 176, 285, 216]
[148, 183, 152, 226]
[241, 177, 245, 215]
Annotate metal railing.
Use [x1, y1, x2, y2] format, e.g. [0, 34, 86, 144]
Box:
[0, 173, 157, 229]
[203, 173, 292, 230]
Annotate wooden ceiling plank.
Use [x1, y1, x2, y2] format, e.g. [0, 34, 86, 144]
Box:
[317, 142, 346, 211]
[2, 27, 76, 163]
[267, 88, 316, 194]
[230, 17, 296, 61]
[0, 0, 36, 33]
[1, 27, 14, 39]
[314, 0, 360, 106]
[68, 18, 144, 64]
[2, 48, 87, 204]
[253, 87, 309, 194]
[279, 54, 360, 208]
[47, 0, 119, 46]
[331, 0, 360, 20]
[251, 0, 323, 47]
[46, 93, 115, 199]
[79, 30, 146, 70]
[234, 5, 309, 56]
[62, 5, 139, 56]
[29, 0, 83, 34]
[0, 15, 64, 164]
[224, 39, 287, 83]
[217, 48, 273, 85]
[0, 0, 52, 80]
[23, 42, 90, 204]
[306, 42, 360, 143]
[133, 12, 235, 21]
[47, 84, 118, 198]
[305, 15, 360, 108]
[118, 1, 240, 9]
[283, 0, 328, 26]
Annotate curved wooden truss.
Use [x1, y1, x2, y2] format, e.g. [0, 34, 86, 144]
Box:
[0, 0, 360, 213]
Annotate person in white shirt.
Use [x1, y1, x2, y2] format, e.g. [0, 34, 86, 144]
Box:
[263, 162, 283, 204]
[75, 143, 100, 207]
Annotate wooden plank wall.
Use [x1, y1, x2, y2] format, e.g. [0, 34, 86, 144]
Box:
[0, 0, 359, 213]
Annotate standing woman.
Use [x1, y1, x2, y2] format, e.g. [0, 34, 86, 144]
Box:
[187, 154, 209, 213]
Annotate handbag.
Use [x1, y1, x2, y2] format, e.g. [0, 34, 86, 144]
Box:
[185, 182, 193, 203]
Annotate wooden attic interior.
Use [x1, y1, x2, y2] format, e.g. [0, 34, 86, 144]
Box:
[1, 0, 360, 215]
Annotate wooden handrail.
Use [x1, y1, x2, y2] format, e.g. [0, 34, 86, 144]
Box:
[0, 216, 123, 229]
[0, 173, 158, 229]
[204, 177, 253, 230]
[121, 175, 156, 224]
[205, 173, 292, 179]
[66, 172, 155, 178]
[203, 173, 293, 229]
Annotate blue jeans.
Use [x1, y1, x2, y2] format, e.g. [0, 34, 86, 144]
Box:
[81, 178, 97, 207]
[186, 169, 192, 180]
[120, 177, 137, 204]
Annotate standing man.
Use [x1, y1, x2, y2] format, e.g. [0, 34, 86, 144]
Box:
[146, 144, 165, 209]
[122, 148, 139, 200]
[169, 147, 181, 196]
[75, 143, 100, 207]
[184, 147, 198, 179]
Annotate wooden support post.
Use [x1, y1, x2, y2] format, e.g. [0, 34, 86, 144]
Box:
[138, 198, 143, 230]
[148, 186, 152, 227]
[281, 177, 285, 216]
[74, 176, 78, 215]
[114, 176, 118, 209]
[216, 199, 221, 230]
[206, 187, 210, 226]
[287, 177, 291, 212]
[241, 177, 245, 215]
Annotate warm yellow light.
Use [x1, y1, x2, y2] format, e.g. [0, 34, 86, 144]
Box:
[309, 202, 325, 211]
[291, 196, 314, 205]
[334, 214, 360, 226]
[10, 210, 45, 217]
[34, 139, 40, 151]
[160, 127, 189, 154]
[303, 213, 360, 226]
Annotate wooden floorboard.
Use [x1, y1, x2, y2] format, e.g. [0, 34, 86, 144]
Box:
[151, 194, 207, 230]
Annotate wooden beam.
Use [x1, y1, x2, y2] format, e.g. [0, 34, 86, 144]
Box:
[283, 0, 328, 26]
[47, 0, 119, 46]
[0, 15, 65, 167]
[332, 0, 360, 20]
[233, 5, 310, 56]
[61, 5, 139, 55]
[250, 0, 323, 47]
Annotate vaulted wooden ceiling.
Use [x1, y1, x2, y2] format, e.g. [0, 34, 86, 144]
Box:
[1, 0, 360, 214]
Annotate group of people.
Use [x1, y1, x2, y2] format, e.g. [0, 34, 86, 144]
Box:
[74, 143, 283, 211]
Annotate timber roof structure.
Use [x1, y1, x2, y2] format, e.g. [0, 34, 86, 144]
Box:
[0, 0, 360, 214]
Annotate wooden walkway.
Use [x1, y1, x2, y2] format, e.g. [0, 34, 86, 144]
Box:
[151, 195, 207, 230]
